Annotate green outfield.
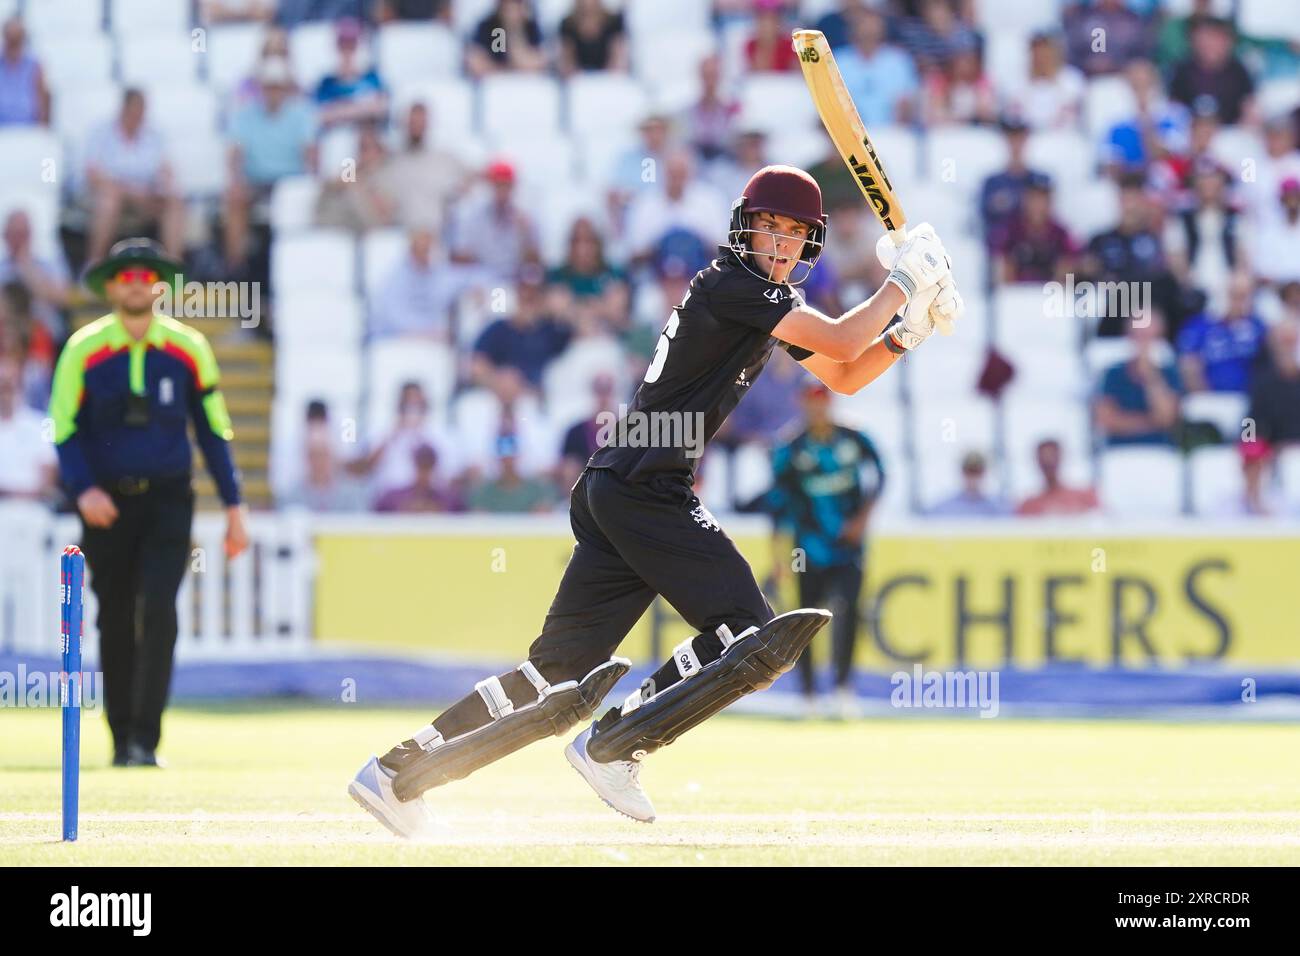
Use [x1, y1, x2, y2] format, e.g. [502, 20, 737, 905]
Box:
[3, 704, 1297, 865]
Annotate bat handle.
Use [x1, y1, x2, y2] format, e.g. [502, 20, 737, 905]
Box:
[888, 227, 907, 247]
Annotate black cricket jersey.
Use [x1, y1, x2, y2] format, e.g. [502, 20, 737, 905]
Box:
[588, 248, 813, 482]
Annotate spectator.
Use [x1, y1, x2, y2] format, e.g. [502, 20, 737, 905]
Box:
[0, 354, 55, 499]
[284, 427, 368, 511]
[467, 0, 546, 78]
[275, 0, 366, 27]
[1247, 320, 1300, 447]
[374, 443, 460, 512]
[223, 56, 318, 273]
[897, 0, 981, 72]
[921, 35, 997, 126]
[835, 6, 918, 126]
[1102, 59, 1191, 173]
[1245, 116, 1300, 231]
[314, 18, 387, 129]
[449, 159, 540, 282]
[1095, 309, 1182, 446]
[467, 433, 556, 513]
[472, 267, 571, 389]
[229, 27, 292, 109]
[992, 176, 1077, 283]
[1015, 439, 1099, 515]
[815, 0, 868, 50]
[558, 372, 618, 489]
[1084, 174, 1180, 336]
[0, 209, 70, 340]
[0, 281, 53, 409]
[706, 119, 770, 200]
[1147, 108, 1214, 206]
[375, 101, 470, 232]
[370, 227, 468, 341]
[547, 216, 629, 335]
[1007, 30, 1085, 131]
[1154, 0, 1221, 73]
[83, 89, 185, 262]
[201, 0, 276, 22]
[314, 126, 397, 232]
[625, 149, 728, 265]
[1064, 0, 1152, 77]
[1168, 16, 1254, 126]
[348, 380, 458, 497]
[1164, 159, 1241, 315]
[745, 0, 798, 74]
[979, 117, 1043, 246]
[683, 55, 739, 164]
[928, 451, 1009, 516]
[1254, 178, 1300, 287]
[1176, 273, 1267, 394]
[635, 228, 710, 329]
[0, 16, 48, 127]
[609, 108, 675, 217]
[558, 0, 627, 75]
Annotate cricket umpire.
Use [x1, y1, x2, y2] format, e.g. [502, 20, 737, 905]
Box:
[767, 381, 884, 719]
[48, 238, 248, 767]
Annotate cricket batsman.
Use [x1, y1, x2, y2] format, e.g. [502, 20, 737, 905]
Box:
[350, 165, 963, 836]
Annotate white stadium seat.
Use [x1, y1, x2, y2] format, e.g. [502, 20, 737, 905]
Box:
[1001, 344, 1088, 403]
[577, 131, 637, 191]
[1278, 447, 1300, 515]
[275, 344, 362, 409]
[1084, 336, 1134, 378]
[542, 336, 629, 429]
[912, 396, 998, 510]
[481, 75, 562, 139]
[632, 30, 713, 108]
[925, 125, 1008, 196]
[288, 21, 339, 92]
[204, 23, 264, 92]
[738, 75, 818, 137]
[1099, 446, 1184, 517]
[167, 131, 226, 198]
[973, 0, 1059, 34]
[1182, 393, 1249, 442]
[33, 33, 114, 91]
[625, 0, 709, 37]
[118, 32, 201, 86]
[271, 230, 357, 296]
[1026, 129, 1094, 186]
[995, 283, 1082, 354]
[1239, 0, 1300, 43]
[391, 78, 477, 141]
[317, 125, 359, 179]
[0, 128, 63, 193]
[138, 84, 219, 142]
[986, 31, 1029, 98]
[567, 74, 649, 138]
[1085, 75, 1136, 140]
[1256, 78, 1300, 120]
[903, 332, 986, 400]
[270, 392, 361, 501]
[1054, 178, 1118, 240]
[1189, 445, 1244, 517]
[276, 292, 364, 349]
[269, 176, 320, 233]
[732, 441, 774, 507]
[1002, 398, 1094, 499]
[25, 0, 104, 38]
[366, 339, 457, 434]
[486, 134, 576, 195]
[360, 229, 410, 305]
[376, 22, 460, 85]
[112, 0, 191, 35]
[451, 0, 497, 37]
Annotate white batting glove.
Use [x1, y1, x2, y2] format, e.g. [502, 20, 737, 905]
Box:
[927, 274, 963, 337]
[885, 281, 940, 352]
[875, 222, 951, 303]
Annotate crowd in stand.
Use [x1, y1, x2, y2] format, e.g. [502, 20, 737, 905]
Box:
[1, 0, 1298, 517]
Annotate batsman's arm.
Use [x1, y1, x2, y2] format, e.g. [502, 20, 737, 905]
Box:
[770, 282, 905, 364]
[797, 339, 902, 395]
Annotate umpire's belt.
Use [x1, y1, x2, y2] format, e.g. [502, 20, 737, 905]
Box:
[112, 473, 190, 496]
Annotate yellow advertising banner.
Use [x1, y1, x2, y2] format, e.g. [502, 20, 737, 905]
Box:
[315, 528, 1300, 669]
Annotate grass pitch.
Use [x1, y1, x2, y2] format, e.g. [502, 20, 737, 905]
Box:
[3, 703, 1297, 865]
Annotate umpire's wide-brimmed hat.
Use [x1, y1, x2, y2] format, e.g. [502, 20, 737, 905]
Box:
[83, 238, 182, 299]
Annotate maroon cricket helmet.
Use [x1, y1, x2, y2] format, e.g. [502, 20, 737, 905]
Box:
[728, 164, 827, 282]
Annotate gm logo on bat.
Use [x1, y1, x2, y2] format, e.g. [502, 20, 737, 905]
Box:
[846, 152, 896, 229]
[797, 46, 819, 62]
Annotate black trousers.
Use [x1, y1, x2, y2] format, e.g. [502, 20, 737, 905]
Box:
[80, 476, 194, 754]
[529, 466, 774, 681]
[795, 561, 863, 694]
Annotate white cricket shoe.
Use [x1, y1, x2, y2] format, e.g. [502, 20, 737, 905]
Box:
[348, 755, 439, 839]
[565, 724, 656, 823]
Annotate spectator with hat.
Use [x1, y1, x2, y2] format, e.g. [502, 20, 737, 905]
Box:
[450, 158, 540, 283]
[47, 239, 247, 768]
[313, 17, 387, 130]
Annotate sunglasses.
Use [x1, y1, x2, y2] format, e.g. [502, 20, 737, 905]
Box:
[112, 268, 160, 285]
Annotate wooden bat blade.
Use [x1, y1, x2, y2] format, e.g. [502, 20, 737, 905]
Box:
[792, 28, 906, 239]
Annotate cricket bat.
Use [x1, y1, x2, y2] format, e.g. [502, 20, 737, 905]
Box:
[792, 28, 952, 334]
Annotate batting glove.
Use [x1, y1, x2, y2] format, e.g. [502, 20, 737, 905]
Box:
[927, 274, 963, 337]
[875, 222, 950, 303]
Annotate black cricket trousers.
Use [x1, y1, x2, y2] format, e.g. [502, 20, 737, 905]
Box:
[80, 475, 194, 754]
[795, 561, 863, 694]
[529, 466, 774, 682]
